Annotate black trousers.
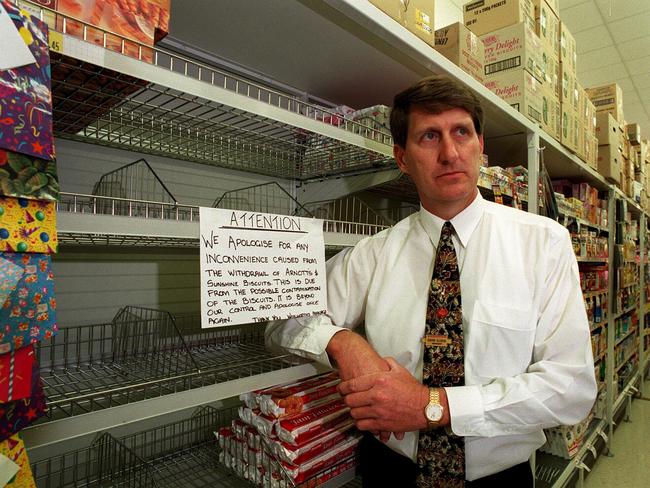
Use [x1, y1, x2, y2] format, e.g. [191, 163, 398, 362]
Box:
[360, 433, 534, 487]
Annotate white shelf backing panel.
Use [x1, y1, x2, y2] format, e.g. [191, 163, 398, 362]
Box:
[50, 50, 393, 182]
[56, 192, 388, 248]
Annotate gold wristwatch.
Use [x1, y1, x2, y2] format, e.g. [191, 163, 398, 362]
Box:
[424, 388, 444, 428]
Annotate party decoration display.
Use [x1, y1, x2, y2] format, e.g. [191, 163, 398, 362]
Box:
[0, 1, 54, 161]
[0, 346, 34, 403]
[0, 253, 58, 354]
[0, 361, 45, 442]
[0, 435, 36, 487]
[0, 149, 59, 201]
[0, 197, 57, 253]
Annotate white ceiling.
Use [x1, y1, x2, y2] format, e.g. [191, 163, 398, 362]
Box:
[560, 0, 650, 140]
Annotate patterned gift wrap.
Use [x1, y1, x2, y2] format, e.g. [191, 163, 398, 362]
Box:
[0, 197, 57, 253]
[0, 345, 34, 403]
[0, 1, 54, 161]
[0, 253, 57, 354]
[0, 360, 45, 443]
[0, 434, 36, 487]
[0, 256, 23, 306]
[0, 150, 59, 201]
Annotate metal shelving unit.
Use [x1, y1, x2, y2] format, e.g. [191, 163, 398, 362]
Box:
[14, 0, 650, 486]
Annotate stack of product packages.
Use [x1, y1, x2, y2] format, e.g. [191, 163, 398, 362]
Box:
[216, 372, 360, 487]
[0, 2, 60, 485]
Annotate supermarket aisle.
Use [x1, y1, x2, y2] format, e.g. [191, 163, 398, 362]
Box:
[586, 379, 650, 487]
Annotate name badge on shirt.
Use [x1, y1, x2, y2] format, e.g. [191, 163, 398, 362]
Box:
[422, 334, 451, 347]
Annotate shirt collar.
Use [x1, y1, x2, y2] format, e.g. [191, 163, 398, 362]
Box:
[418, 191, 485, 248]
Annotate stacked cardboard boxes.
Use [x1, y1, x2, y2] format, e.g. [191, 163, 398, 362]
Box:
[369, 0, 435, 47]
[480, 22, 544, 125]
[463, 0, 535, 36]
[595, 113, 622, 185]
[434, 23, 486, 84]
[534, 1, 561, 142]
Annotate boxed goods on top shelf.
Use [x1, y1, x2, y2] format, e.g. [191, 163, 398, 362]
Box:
[434, 22, 485, 84]
[587, 83, 625, 125]
[463, 0, 535, 37]
[368, 0, 434, 46]
[533, 0, 559, 55]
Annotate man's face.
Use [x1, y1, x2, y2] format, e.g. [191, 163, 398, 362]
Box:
[394, 107, 484, 218]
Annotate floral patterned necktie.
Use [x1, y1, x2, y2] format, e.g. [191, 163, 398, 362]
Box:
[416, 221, 465, 487]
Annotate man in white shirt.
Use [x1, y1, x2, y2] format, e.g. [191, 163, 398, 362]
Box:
[266, 76, 597, 486]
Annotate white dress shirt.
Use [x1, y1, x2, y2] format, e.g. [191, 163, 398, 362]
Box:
[265, 192, 597, 481]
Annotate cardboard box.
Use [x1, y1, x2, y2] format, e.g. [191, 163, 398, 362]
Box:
[626, 123, 642, 145]
[534, 0, 559, 54]
[484, 68, 543, 124]
[534, 0, 559, 17]
[561, 106, 579, 152]
[560, 22, 577, 74]
[585, 135, 598, 170]
[586, 83, 624, 123]
[541, 44, 560, 97]
[596, 113, 619, 147]
[540, 85, 561, 141]
[464, 0, 534, 37]
[370, 0, 435, 46]
[481, 22, 544, 82]
[435, 23, 485, 83]
[597, 145, 621, 184]
[561, 69, 578, 110]
[635, 141, 648, 171]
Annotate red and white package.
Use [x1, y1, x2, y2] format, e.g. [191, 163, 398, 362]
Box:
[280, 434, 361, 484]
[277, 399, 350, 445]
[251, 411, 277, 437]
[258, 372, 341, 418]
[274, 418, 356, 464]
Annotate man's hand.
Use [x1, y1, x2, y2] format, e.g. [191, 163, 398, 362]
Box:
[326, 330, 390, 380]
[326, 330, 397, 440]
[338, 357, 448, 433]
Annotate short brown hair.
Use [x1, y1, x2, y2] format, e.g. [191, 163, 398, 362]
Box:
[390, 75, 484, 147]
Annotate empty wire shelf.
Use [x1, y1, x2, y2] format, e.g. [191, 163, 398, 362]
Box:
[16, 1, 395, 182]
[37, 306, 302, 422]
[55, 192, 391, 248]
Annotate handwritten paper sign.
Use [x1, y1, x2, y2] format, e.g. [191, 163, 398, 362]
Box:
[199, 208, 327, 327]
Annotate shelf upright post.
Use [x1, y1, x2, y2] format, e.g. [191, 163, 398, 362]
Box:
[527, 130, 540, 215]
[605, 188, 616, 455]
[640, 212, 647, 397]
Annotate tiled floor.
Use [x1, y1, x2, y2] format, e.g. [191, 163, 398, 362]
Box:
[585, 379, 650, 488]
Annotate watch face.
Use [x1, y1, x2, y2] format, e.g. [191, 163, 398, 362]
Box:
[425, 403, 444, 422]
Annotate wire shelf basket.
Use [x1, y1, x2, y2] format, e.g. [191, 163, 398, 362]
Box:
[36, 307, 302, 422]
[213, 183, 313, 218]
[92, 159, 178, 207]
[31, 405, 360, 488]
